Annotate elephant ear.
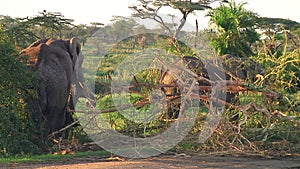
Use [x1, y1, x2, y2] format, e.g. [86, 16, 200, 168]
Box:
[30, 43, 51, 69]
[69, 37, 81, 69]
[20, 39, 50, 68]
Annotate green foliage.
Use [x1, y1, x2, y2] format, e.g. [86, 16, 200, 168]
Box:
[257, 18, 300, 57]
[207, 1, 260, 57]
[257, 17, 300, 32]
[108, 17, 137, 42]
[95, 93, 170, 138]
[0, 32, 40, 157]
[0, 6, 298, 157]
[0, 11, 90, 49]
[0, 16, 37, 50]
[211, 30, 300, 152]
[256, 31, 300, 93]
[19, 10, 74, 39]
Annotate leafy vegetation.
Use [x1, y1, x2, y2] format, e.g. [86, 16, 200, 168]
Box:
[207, 1, 260, 57]
[0, 27, 40, 157]
[0, 0, 299, 158]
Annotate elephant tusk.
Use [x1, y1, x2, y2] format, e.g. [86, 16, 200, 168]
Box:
[78, 81, 85, 89]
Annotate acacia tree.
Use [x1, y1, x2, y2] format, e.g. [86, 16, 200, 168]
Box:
[21, 10, 75, 39]
[0, 15, 38, 49]
[1, 11, 76, 49]
[207, 1, 260, 57]
[88, 22, 104, 36]
[108, 17, 137, 42]
[129, 0, 227, 39]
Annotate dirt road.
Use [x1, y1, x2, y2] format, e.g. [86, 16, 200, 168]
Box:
[3, 154, 300, 169]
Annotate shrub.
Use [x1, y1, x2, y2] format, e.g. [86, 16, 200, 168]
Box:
[0, 32, 40, 157]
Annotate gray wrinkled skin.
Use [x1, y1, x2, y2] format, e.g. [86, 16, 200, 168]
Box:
[20, 38, 95, 148]
[160, 55, 265, 119]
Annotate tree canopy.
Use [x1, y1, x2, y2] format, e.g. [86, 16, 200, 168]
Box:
[207, 1, 260, 57]
[130, 0, 228, 38]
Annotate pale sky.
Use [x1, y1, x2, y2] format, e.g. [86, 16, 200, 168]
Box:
[0, 0, 299, 30]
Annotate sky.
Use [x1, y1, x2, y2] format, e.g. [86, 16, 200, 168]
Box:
[0, 0, 299, 30]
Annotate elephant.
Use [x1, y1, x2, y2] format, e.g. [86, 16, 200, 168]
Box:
[20, 37, 95, 147]
[160, 55, 265, 119]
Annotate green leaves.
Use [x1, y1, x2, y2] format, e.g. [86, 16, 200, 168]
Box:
[0, 11, 77, 49]
[0, 33, 39, 157]
[19, 11, 74, 39]
[170, 1, 211, 12]
[207, 1, 260, 57]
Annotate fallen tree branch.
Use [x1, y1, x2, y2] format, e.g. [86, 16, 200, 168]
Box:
[48, 120, 79, 139]
[272, 110, 300, 125]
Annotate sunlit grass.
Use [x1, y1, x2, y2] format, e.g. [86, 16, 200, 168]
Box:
[0, 150, 110, 164]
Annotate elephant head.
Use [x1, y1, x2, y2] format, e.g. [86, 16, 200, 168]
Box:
[66, 38, 96, 110]
[221, 54, 265, 83]
[20, 37, 95, 148]
[160, 55, 265, 119]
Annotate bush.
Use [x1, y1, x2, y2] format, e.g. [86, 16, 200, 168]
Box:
[0, 35, 40, 157]
[191, 30, 300, 155]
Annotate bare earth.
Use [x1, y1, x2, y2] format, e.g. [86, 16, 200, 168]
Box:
[3, 154, 300, 169]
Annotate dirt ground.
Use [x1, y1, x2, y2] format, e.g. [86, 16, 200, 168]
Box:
[2, 154, 300, 169]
